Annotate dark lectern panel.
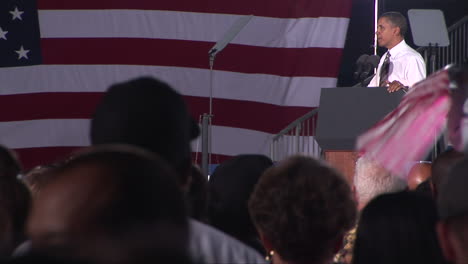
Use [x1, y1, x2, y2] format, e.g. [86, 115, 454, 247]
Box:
[315, 87, 405, 150]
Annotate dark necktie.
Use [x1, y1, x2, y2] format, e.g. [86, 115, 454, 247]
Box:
[379, 52, 391, 87]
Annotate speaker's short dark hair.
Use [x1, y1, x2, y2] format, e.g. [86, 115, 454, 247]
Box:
[380, 12, 408, 37]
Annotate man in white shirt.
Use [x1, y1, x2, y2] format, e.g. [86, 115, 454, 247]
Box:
[368, 12, 426, 92]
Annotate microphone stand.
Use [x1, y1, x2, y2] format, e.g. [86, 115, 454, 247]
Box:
[200, 15, 253, 177]
[201, 53, 215, 178]
[352, 74, 376, 87]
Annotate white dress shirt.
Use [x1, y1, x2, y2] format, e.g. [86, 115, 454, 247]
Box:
[188, 219, 264, 264]
[368, 40, 426, 88]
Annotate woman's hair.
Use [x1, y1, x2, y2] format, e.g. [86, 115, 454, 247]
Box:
[353, 191, 446, 264]
[249, 156, 356, 264]
[187, 165, 208, 222]
[208, 154, 273, 254]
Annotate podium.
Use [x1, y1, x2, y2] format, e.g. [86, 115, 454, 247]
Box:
[315, 87, 405, 183]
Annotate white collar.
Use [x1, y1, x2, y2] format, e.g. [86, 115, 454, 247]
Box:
[387, 39, 407, 58]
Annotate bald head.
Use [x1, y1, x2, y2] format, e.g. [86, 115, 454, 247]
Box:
[28, 164, 118, 247]
[27, 145, 188, 262]
[407, 163, 432, 191]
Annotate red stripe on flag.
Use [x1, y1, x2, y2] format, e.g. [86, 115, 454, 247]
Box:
[41, 38, 342, 77]
[0, 93, 104, 121]
[0, 93, 314, 134]
[186, 96, 314, 133]
[37, 0, 352, 19]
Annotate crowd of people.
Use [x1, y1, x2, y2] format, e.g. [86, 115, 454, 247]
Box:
[0, 74, 467, 264]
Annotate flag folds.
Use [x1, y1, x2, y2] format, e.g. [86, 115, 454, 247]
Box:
[0, 0, 352, 168]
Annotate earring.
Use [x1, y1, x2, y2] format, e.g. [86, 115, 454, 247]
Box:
[265, 250, 275, 262]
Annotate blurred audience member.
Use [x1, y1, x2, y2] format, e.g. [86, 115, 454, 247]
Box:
[407, 162, 432, 190]
[334, 156, 407, 264]
[20, 163, 63, 198]
[27, 145, 190, 264]
[353, 191, 445, 264]
[431, 149, 464, 198]
[437, 158, 468, 264]
[187, 165, 208, 222]
[354, 156, 407, 210]
[0, 145, 31, 257]
[446, 64, 468, 153]
[208, 154, 273, 255]
[90, 77, 263, 263]
[91, 77, 196, 190]
[249, 156, 356, 264]
[414, 180, 433, 198]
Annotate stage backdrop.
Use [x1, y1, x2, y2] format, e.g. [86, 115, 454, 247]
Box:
[0, 0, 352, 169]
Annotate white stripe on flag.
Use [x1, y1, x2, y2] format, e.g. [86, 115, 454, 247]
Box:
[0, 65, 334, 107]
[0, 119, 91, 148]
[39, 10, 349, 49]
[0, 119, 319, 158]
[0, 119, 266, 156]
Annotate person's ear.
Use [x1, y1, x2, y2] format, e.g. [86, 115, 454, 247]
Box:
[436, 221, 456, 262]
[393, 26, 400, 37]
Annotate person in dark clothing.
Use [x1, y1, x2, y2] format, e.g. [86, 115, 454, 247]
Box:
[353, 191, 446, 264]
[208, 154, 273, 254]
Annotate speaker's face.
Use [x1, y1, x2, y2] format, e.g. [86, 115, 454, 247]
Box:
[376, 17, 400, 49]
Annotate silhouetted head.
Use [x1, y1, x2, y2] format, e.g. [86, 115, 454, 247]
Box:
[407, 163, 432, 190]
[353, 191, 445, 264]
[27, 145, 189, 263]
[91, 77, 199, 187]
[431, 149, 464, 198]
[436, 157, 468, 264]
[209, 154, 273, 253]
[249, 156, 356, 264]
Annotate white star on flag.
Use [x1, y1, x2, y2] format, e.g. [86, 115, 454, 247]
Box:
[15, 46, 30, 59]
[0, 27, 8, 40]
[10, 7, 24, 21]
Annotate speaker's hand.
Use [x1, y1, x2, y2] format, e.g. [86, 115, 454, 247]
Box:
[386, 80, 405, 93]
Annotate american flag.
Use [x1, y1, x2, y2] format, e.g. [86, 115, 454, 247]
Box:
[0, 0, 352, 169]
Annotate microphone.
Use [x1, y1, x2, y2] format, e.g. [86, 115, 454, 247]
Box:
[353, 54, 369, 80]
[360, 55, 380, 80]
